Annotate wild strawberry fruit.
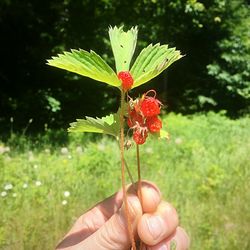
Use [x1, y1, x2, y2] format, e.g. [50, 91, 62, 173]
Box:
[118, 71, 134, 91]
[146, 116, 162, 132]
[127, 109, 144, 128]
[140, 97, 161, 117]
[127, 90, 164, 144]
[133, 129, 148, 145]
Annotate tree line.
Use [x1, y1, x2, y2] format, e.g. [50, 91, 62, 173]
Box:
[0, 0, 249, 132]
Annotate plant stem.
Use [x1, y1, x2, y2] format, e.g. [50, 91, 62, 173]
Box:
[136, 144, 144, 250]
[116, 141, 136, 189]
[136, 145, 143, 205]
[120, 90, 136, 250]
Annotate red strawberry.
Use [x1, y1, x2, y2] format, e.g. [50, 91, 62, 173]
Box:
[140, 97, 161, 117]
[127, 110, 144, 128]
[133, 129, 148, 145]
[118, 71, 134, 91]
[146, 116, 162, 132]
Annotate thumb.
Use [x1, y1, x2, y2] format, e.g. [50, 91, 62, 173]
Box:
[79, 195, 142, 250]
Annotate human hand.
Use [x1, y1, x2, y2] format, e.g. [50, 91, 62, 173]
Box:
[56, 181, 190, 250]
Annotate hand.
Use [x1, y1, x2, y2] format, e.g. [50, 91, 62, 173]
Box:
[56, 181, 190, 250]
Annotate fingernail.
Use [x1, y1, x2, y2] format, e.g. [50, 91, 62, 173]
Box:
[146, 215, 164, 239]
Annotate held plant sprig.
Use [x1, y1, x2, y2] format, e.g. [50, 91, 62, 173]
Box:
[47, 26, 182, 249]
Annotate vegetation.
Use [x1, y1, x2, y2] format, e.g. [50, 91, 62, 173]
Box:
[0, 0, 249, 131]
[1, 112, 249, 250]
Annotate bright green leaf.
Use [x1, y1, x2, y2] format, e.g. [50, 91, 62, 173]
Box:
[131, 43, 183, 88]
[109, 26, 138, 73]
[68, 113, 120, 138]
[47, 49, 120, 87]
[150, 129, 170, 141]
[159, 129, 170, 140]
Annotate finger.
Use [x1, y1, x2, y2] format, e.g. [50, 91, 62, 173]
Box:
[56, 190, 123, 249]
[127, 180, 162, 213]
[67, 180, 160, 239]
[138, 201, 179, 246]
[146, 227, 190, 250]
[79, 194, 142, 250]
[57, 181, 161, 249]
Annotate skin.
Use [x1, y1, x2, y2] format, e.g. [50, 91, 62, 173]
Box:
[56, 181, 190, 250]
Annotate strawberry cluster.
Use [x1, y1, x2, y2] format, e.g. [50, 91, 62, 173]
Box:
[127, 91, 162, 145]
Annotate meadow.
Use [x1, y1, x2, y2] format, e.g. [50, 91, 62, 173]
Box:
[0, 112, 249, 250]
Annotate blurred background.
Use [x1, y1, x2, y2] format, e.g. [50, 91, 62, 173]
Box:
[0, 0, 249, 131]
[0, 1, 249, 249]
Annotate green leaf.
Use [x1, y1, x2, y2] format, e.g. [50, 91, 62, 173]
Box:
[131, 43, 183, 88]
[68, 113, 120, 138]
[109, 26, 138, 73]
[159, 129, 170, 140]
[150, 129, 170, 140]
[47, 49, 120, 87]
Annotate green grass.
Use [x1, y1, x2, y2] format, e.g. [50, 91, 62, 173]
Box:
[0, 112, 249, 250]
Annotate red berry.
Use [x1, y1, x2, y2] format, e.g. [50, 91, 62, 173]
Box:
[146, 116, 162, 132]
[118, 71, 134, 91]
[127, 110, 144, 128]
[140, 97, 161, 117]
[133, 129, 148, 145]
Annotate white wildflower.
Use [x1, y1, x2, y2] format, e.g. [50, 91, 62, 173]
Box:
[28, 151, 34, 161]
[44, 148, 50, 154]
[0, 145, 10, 154]
[35, 181, 42, 187]
[1, 191, 7, 197]
[98, 143, 105, 151]
[61, 147, 69, 155]
[62, 200, 68, 206]
[145, 147, 153, 154]
[175, 137, 183, 145]
[64, 191, 70, 197]
[4, 183, 13, 190]
[33, 164, 38, 169]
[23, 183, 28, 189]
[68, 155, 72, 159]
[76, 146, 83, 155]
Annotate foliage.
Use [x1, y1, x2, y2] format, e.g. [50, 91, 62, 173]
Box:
[109, 26, 138, 72]
[0, 0, 250, 132]
[0, 113, 250, 249]
[207, 0, 250, 113]
[68, 113, 120, 138]
[47, 49, 120, 87]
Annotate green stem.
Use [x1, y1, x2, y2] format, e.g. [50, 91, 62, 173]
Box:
[116, 140, 136, 190]
[120, 90, 136, 250]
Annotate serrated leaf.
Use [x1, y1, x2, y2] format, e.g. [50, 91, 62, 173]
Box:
[131, 43, 183, 88]
[47, 49, 120, 87]
[109, 26, 138, 73]
[68, 113, 120, 138]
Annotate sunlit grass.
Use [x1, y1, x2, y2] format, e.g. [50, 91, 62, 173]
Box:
[0, 112, 249, 250]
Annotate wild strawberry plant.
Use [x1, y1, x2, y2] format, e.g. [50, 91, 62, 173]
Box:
[47, 26, 182, 249]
